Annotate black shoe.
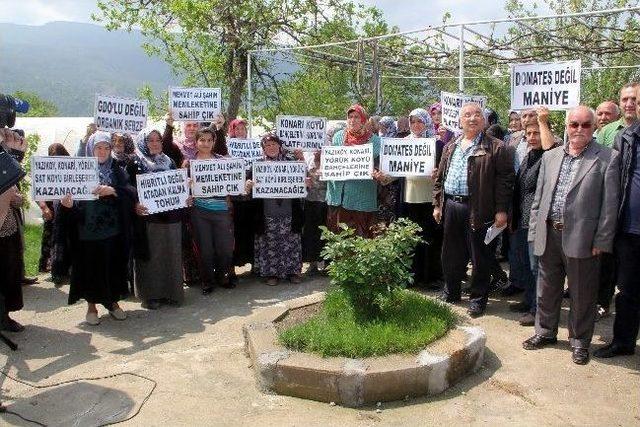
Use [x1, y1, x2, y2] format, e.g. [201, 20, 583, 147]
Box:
[593, 343, 635, 358]
[142, 299, 161, 310]
[437, 293, 461, 304]
[572, 347, 590, 365]
[500, 284, 523, 297]
[489, 276, 509, 294]
[467, 305, 485, 318]
[202, 286, 214, 295]
[509, 301, 530, 313]
[522, 334, 557, 350]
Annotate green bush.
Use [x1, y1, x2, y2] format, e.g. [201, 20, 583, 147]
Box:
[320, 218, 422, 320]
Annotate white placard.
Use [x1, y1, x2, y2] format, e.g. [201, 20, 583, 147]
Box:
[190, 158, 246, 197]
[136, 169, 189, 214]
[31, 156, 99, 201]
[440, 91, 487, 132]
[319, 144, 373, 181]
[380, 138, 436, 177]
[252, 161, 307, 199]
[169, 87, 222, 121]
[94, 94, 148, 135]
[227, 138, 263, 169]
[510, 60, 581, 111]
[276, 115, 327, 151]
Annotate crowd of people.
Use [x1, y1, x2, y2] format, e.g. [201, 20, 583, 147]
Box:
[0, 83, 639, 366]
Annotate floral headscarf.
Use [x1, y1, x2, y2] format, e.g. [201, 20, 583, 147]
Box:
[135, 127, 173, 172]
[176, 121, 199, 160]
[379, 116, 397, 137]
[409, 108, 435, 138]
[260, 133, 287, 161]
[228, 119, 248, 138]
[344, 104, 373, 146]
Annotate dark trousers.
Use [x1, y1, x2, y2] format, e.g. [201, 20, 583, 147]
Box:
[597, 252, 617, 309]
[402, 202, 443, 285]
[612, 233, 640, 348]
[535, 225, 600, 348]
[191, 208, 235, 287]
[441, 199, 495, 307]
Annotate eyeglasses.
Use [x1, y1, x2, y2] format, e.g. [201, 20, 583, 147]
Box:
[568, 121, 593, 130]
[462, 112, 483, 119]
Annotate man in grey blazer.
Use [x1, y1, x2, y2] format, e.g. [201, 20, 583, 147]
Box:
[522, 105, 620, 365]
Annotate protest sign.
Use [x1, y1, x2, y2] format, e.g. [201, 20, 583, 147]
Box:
[94, 94, 148, 134]
[379, 138, 436, 177]
[190, 158, 246, 197]
[276, 115, 327, 151]
[136, 169, 189, 215]
[510, 60, 581, 111]
[440, 91, 487, 132]
[252, 161, 307, 199]
[319, 144, 373, 181]
[31, 156, 99, 201]
[227, 138, 263, 169]
[169, 87, 222, 121]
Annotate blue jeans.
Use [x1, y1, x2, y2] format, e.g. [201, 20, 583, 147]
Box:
[510, 228, 537, 313]
[508, 228, 528, 288]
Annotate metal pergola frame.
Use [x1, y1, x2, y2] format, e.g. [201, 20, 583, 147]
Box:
[245, 6, 640, 136]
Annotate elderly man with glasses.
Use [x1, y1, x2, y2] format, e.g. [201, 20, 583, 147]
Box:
[433, 103, 515, 318]
[523, 105, 620, 365]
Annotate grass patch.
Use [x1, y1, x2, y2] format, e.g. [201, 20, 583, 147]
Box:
[24, 223, 43, 277]
[278, 288, 456, 358]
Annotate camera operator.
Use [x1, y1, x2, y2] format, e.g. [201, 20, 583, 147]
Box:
[0, 127, 28, 332]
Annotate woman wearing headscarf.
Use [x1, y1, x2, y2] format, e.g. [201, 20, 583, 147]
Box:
[188, 128, 235, 294]
[111, 133, 134, 169]
[429, 102, 455, 148]
[326, 104, 383, 238]
[395, 116, 411, 138]
[127, 128, 185, 309]
[378, 116, 397, 139]
[162, 112, 202, 288]
[38, 143, 73, 286]
[376, 116, 401, 226]
[60, 131, 134, 325]
[228, 118, 257, 281]
[399, 108, 443, 288]
[0, 128, 27, 332]
[246, 133, 304, 286]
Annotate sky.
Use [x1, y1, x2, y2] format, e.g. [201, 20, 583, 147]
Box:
[0, 0, 509, 30]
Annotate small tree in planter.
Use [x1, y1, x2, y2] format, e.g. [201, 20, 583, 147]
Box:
[320, 218, 422, 320]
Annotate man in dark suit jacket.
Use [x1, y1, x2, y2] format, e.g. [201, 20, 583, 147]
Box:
[523, 105, 620, 365]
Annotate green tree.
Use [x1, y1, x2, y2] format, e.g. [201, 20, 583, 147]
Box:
[94, 0, 389, 120]
[12, 91, 59, 117]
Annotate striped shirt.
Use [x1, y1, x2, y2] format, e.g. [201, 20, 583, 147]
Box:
[443, 134, 482, 196]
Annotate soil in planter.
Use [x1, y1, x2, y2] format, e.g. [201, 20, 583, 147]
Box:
[278, 288, 456, 358]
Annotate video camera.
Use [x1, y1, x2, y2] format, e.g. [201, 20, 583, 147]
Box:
[0, 93, 29, 128]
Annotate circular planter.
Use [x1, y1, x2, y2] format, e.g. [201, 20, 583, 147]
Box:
[243, 293, 486, 407]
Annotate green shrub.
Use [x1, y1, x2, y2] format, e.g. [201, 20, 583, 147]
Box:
[320, 218, 422, 320]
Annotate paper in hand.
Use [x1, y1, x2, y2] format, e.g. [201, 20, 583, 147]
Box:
[484, 224, 507, 245]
